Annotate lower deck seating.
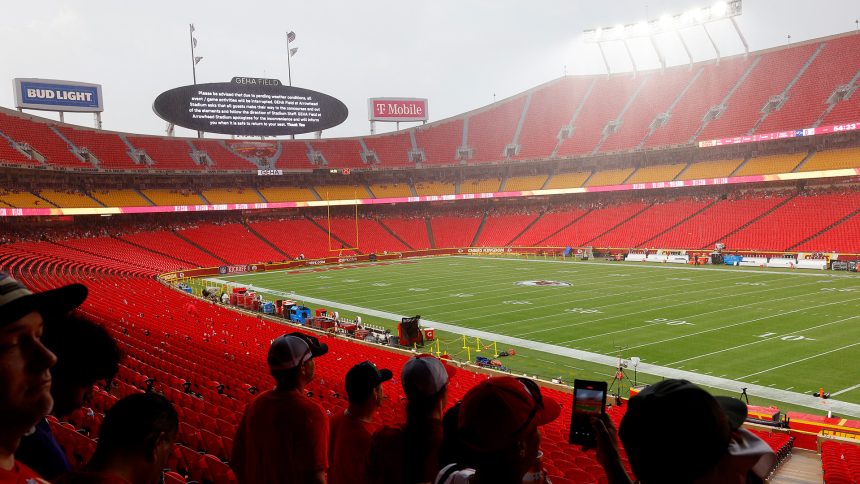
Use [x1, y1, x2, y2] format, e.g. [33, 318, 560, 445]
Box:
[821, 440, 860, 483]
[177, 223, 286, 264]
[3, 253, 625, 484]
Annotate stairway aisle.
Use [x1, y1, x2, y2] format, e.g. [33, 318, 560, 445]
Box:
[770, 449, 823, 484]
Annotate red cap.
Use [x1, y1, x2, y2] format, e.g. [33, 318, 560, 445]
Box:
[458, 376, 560, 453]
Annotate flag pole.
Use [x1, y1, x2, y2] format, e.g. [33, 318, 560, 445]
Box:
[286, 32, 293, 87]
[189, 24, 197, 85]
[190, 24, 202, 139]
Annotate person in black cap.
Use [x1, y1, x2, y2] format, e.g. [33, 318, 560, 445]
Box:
[0, 271, 86, 482]
[594, 378, 776, 484]
[328, 361, 392, 484]
[231, 331, 330, 484]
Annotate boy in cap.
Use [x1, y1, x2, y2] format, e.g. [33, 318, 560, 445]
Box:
[0, 272, 86, 482]
[231, 331, 330, 484]
[368, 354, 455, 484]
[436, 376, 561, 484]
[594, 378, 776, 484]
[328, 361, 393, 484]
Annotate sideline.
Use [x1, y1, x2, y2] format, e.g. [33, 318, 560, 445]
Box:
[453, 255, 860, 278]
[206, 276, 860, 418]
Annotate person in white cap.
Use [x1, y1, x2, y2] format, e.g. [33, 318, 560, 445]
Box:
[0, 271, 87, 483]
[368, 354, 456, 484]
[230, 331, 330, 484]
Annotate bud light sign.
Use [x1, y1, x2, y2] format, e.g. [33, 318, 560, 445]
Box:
[14, 78, 104, 112]
[368, 98, 428, 122]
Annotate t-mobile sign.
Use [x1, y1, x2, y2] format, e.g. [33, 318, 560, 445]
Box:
[368, 97, 428, 122]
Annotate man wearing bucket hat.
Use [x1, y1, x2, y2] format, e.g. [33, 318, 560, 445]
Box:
[368, 354, 456, 484]
[436, 376, 561, 484]
[0, 271, 87, 482]
[594, 378, 776, 484]
[328, 361, 393, 484]
[231, 331, 330, 484]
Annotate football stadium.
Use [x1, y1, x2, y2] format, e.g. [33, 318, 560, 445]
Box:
[2, 1, 860, 482]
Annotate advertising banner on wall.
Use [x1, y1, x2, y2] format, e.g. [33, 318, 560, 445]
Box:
[368, 97, 428, 122]
[14, 78, 104, 112]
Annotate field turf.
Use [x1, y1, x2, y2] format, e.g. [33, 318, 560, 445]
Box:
[208, 255, 860, 414]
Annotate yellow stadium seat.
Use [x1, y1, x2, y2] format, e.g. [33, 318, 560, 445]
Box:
[504, 175, 548, 191]
[38, 190, 101, 208]
[257, 187, 317, 202]
[626, 164, 687, 183]
[735, 153, 805, 176]
[0, 191, 53, 208]
[460, 178, 501, 194]
[544, 172, 591, 189]
[369, 184, 412, 198]
[314, 185, 368, 200]
[142, 189, 205, 206]
[678, 159, 744, 180]
[201, 188, 263, 204]
[414, 181, 455, 196]
[586, 168, 635, 187]
[799, 147, 860, 172]
[91, 189, 152, 207]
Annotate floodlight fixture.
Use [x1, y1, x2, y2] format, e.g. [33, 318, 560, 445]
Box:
[582, 0, 745, 73]
[583, 0, 743, 43]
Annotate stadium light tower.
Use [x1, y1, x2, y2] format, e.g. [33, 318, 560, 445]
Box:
[583, 0, 745, 73]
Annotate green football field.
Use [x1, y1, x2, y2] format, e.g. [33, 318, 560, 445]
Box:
[206, 255, 860, 416]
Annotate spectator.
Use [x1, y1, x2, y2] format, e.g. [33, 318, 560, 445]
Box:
[0, 272, 86, 482]
[231, 331, 330, 484]
[368, 354, 455, 484]
[17, 312, 122, 479]
[328, 361, 392, 484]
[436, 376, 560, 484]
[54, 393, 178, 484]
[595, 379, 776, 484]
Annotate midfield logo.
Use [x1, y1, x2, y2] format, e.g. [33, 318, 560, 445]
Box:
[515, 280, 572, 287]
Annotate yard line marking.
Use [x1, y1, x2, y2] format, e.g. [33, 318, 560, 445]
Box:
[666, 315, 860, 365]
[831, 383, 860, 397]
[618, 296, 860, 352]
[738, 342, 860, 380]
[204, 278, 860, 418]
[554, 280, 830, 344]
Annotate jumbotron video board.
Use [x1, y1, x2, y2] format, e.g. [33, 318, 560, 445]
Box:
[153, 77, 348, 136]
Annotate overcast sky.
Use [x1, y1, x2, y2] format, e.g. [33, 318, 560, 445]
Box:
[1, 0, 858, 139]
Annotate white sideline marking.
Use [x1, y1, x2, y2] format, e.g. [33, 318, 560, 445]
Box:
[453, 255, 860, 278]
[833, 383, 860, 397]
[206, 276, 860, 418]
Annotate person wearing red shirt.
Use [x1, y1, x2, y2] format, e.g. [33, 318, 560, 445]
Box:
[231, 332, 330, 484]
[328, 361, 392, 484]
[0, 272, 86, 484]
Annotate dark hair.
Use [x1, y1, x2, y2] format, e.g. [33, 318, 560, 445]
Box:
[94, 393, 178, 457]
[439, 402, 468, 469]
[43, 311, 122, 385]
[271, 366, 302, 390]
